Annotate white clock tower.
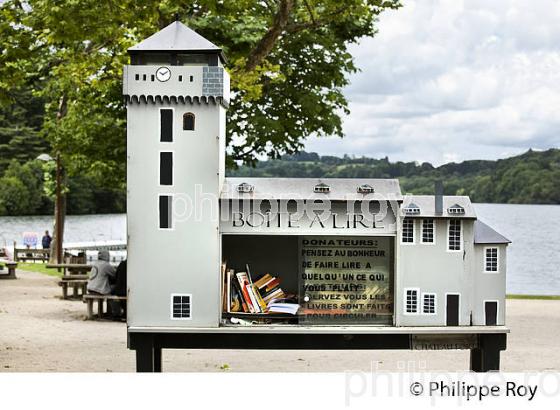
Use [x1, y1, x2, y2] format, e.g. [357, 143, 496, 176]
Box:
[123, 21, 229, 328]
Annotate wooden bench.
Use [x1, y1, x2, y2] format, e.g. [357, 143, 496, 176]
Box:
[83, 294, 127, 320]
[58, 278, 88, 299]
[13, 247, 50, 263]
[0, 261, 18, 279]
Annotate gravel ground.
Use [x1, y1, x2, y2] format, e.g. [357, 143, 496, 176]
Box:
[1, 270, 559, 372]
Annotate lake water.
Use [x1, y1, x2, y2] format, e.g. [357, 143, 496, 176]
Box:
[1, 204, 558, 295]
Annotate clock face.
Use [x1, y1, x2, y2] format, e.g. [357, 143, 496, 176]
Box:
[155, 66, 171, 82]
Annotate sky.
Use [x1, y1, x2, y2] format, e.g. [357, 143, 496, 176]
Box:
[304, 0, 560, 165]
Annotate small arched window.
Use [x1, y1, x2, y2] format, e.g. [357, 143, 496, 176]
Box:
[183, 112, 195, 131]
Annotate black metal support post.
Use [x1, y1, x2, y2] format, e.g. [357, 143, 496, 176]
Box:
[132, 333, 162, 372]
[470, 333, 507, 372]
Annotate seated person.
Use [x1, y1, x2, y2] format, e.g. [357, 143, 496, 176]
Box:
[109, 260, 127, 318]
[87, 250, 116, 295]
[111, 259, 127, 297]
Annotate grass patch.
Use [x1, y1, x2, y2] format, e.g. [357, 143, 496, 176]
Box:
[507, 294, 560, 300]
[16, 263, 63, 278]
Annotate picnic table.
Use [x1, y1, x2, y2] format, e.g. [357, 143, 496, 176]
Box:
[47, 263, 92, 299]
[46, 263, 92, 275]
[0, 260, 18, 279]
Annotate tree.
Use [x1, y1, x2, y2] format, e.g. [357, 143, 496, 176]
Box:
[0, 0, 401, 175]
[0, 160, 44, 215]
[0, 0, 401, 253]
[0, 89, 48, 174]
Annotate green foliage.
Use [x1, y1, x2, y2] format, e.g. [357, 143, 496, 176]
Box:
[0, 160, 44, 214]
[0, 158, 125, 216]
[0, 89, 49, 174]
[0, 0, 401, 181]
[230, 149, 560, 204]
[16, 262, 63, 278]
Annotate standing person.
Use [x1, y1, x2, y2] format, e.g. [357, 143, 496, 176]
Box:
[41, 230, 52, 249]
[87, 250, 116, 295]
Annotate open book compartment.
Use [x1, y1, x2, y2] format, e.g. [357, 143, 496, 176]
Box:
[221, 235, 300, 326]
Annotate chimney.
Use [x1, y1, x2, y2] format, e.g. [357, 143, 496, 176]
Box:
[435, 180, 443, 215]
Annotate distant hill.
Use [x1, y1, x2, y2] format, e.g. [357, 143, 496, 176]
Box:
[229, 148, 560, 204]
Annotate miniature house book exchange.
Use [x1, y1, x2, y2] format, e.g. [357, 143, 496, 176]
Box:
[124, 21, 510, 372]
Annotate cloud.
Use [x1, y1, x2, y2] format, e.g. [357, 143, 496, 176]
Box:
[305, 0, 560, 165]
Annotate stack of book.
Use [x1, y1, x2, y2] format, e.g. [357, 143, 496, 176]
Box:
[224, 268, 287, 314]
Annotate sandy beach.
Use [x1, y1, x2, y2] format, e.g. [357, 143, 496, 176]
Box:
[0, 269, 559, 372]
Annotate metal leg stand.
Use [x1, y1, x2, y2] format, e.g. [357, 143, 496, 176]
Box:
[470, 333, 506, 372]
[132, 334, 161, 373]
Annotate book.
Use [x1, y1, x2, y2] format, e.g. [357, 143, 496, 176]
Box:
[245, 264, 254, 285]
[232, 278, 249, 313]
[226, 269, 233, 312]
[236, 272, 256, 313]
[221, 262, 227, 312]
[254, 273, 273, 289]
[260, 284, 281, 299]
[252, 284, 268, 312]
[246, 284, 262, 313]
[263, 289, 285, 304]
[264, 278, 281, 291]
[268, 302, 300, 315]
[230, 291, 241, 312]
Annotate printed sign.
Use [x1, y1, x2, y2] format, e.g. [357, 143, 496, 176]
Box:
[299, 236, 394, 324]
[411, 334, 478, 350]
[23, 232, 38, 248]
[220, 201, 398, 235]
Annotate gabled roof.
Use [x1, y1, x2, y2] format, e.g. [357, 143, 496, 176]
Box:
[448, 203, 464, 210]
[403, 203, 421, 214]
[401, 195, 476, 218]
[404, 202, 420, 210]
[474, 220, 511, 244]
[221, 177, 403, 201]
[128, 21, 225, 61]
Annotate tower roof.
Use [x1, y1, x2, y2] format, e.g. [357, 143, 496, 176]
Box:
[128, 21, 225, 62]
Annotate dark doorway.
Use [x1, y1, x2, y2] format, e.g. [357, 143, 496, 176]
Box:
[446, 294, 460, 326]
[485, 301, 498, 325]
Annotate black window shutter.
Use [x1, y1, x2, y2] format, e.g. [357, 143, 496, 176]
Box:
[160, 152, 173, 185]
[160, 109, 173, 142]
[159, 195, 172, 229]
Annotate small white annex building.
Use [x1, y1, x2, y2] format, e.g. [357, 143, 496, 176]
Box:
[123, 22, 510, 371]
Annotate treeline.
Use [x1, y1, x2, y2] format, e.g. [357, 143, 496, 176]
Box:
[230, 149, 560, 204]
[1, 89, 558, 215]
[0, 91, 125, 216]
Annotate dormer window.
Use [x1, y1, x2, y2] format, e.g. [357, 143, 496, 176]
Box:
[237, 182, 254, 193]
[183, 112, 195, 131]
[357, 184, 374, 194]
[448, 204, 465, 214]
[314, 183, 330, 193]
[403, 203, 421, 215]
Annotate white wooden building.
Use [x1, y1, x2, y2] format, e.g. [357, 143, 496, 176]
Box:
[124, 21, 510, 372]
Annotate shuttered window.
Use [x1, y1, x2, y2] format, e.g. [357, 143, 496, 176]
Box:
[160, 109, 173, 142]
[159, 195, 172, 229]
[160, 152, 173, 186]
